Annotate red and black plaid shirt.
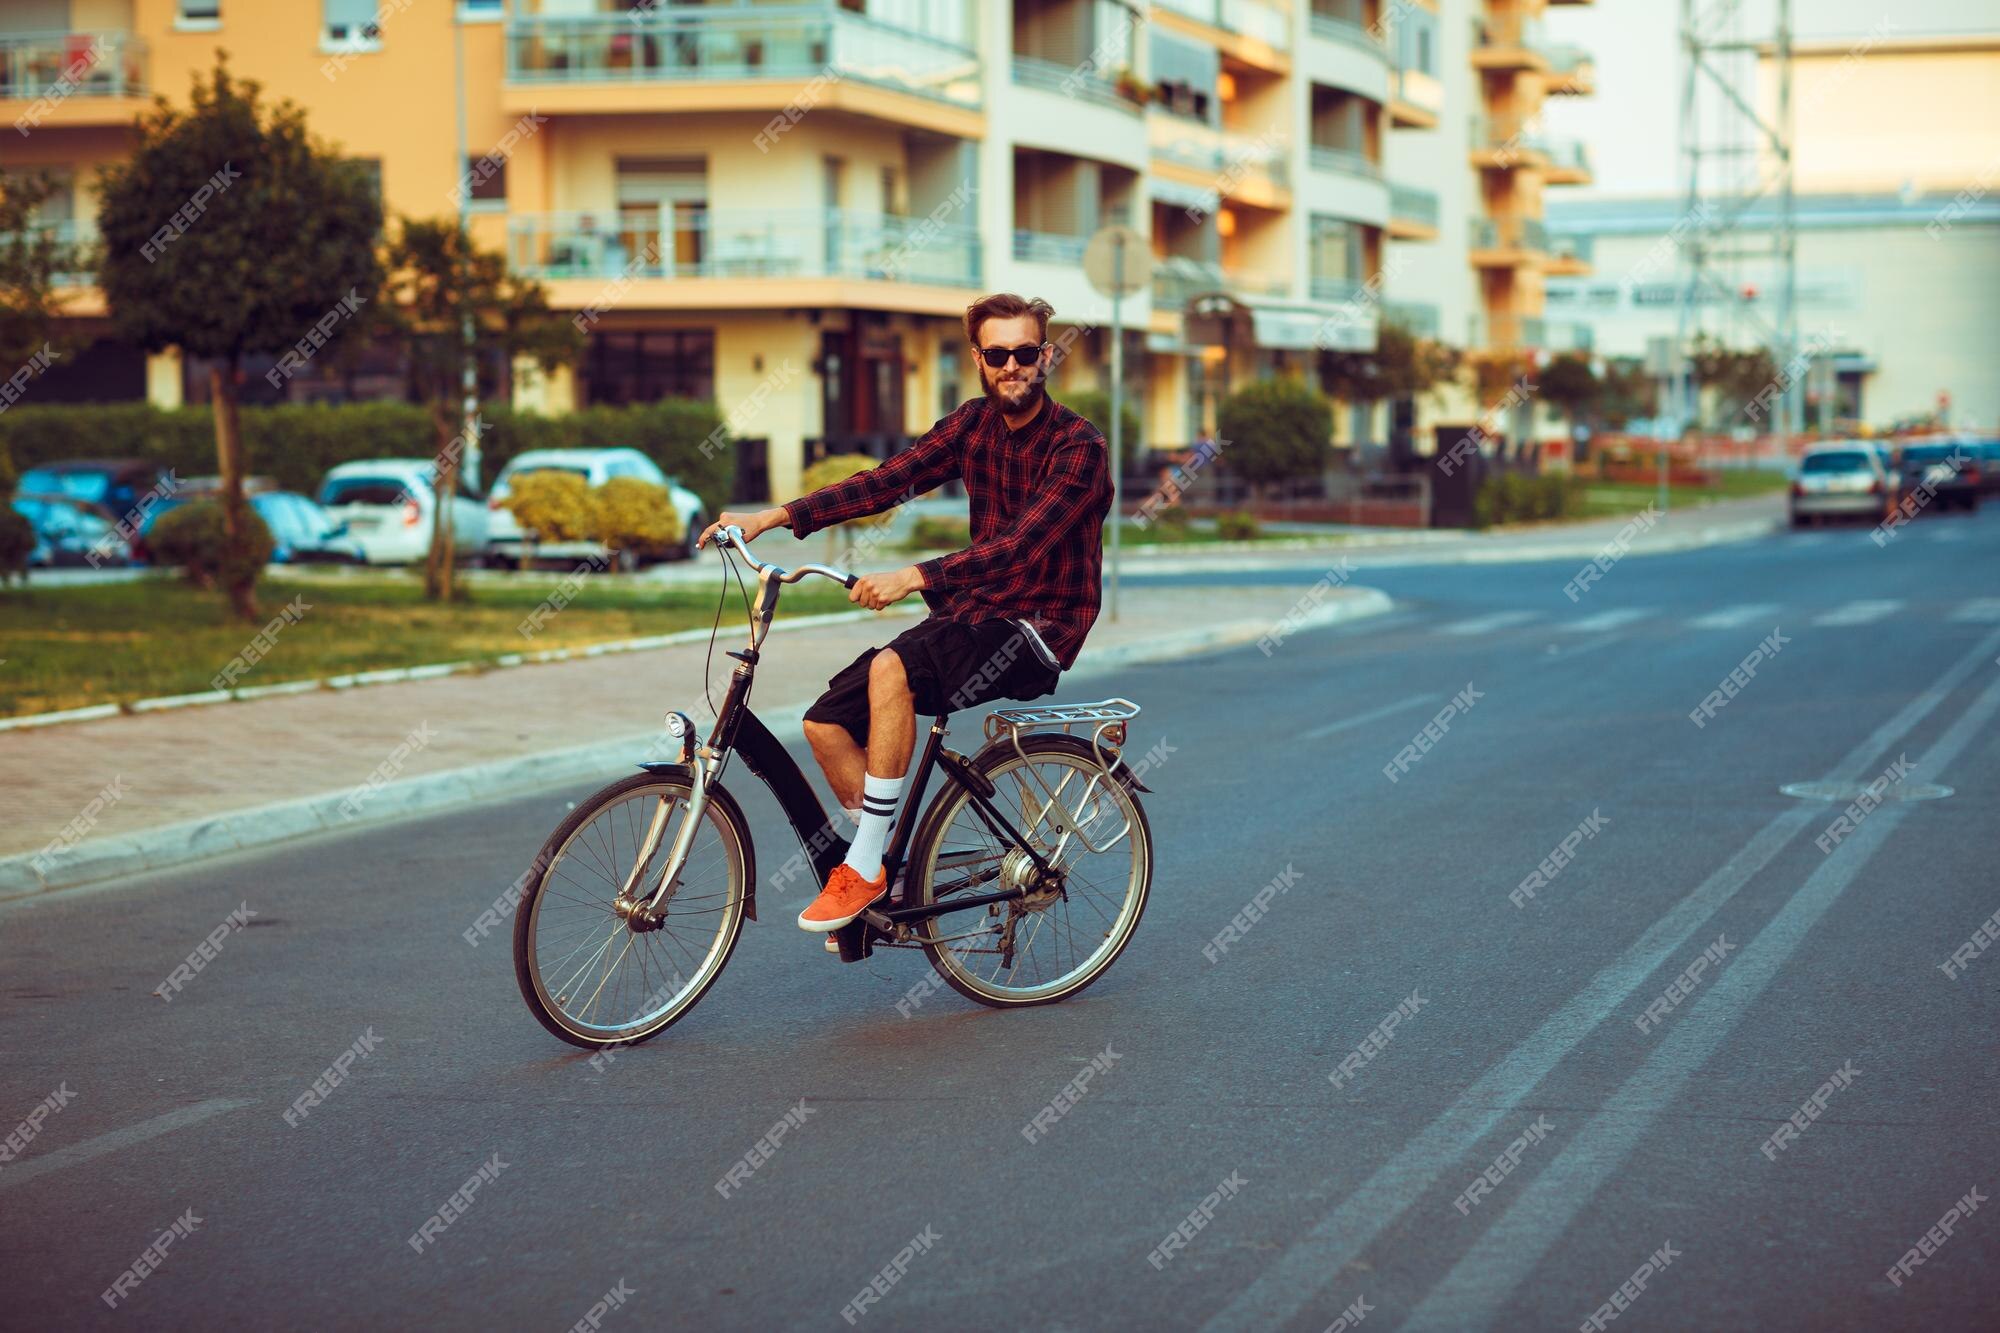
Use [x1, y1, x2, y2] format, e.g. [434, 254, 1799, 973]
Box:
[783, 395, 1113, 670]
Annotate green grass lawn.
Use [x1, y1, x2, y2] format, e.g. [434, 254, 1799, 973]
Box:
[1573, 469, 1790, 518]
[0, 571, 861, 719]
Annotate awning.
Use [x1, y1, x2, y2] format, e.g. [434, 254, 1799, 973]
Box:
[1182, 293, 1379, 353]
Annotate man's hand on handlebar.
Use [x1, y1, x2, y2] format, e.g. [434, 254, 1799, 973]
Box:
[850, 565, 926, 611]
[698, 506, 789, 550]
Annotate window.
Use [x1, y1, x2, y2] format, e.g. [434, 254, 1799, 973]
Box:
[458, 0, 503, 19]
[177, 1, 222, 29]
[584, 330, 715, 407]
[324, 0, 382, 51]
[463, 155, 507, 209]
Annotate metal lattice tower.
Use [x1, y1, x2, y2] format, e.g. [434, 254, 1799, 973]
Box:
[1673, 0, 1798, 446]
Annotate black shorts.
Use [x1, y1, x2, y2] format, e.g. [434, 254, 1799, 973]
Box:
[804, 617, 1062, 749]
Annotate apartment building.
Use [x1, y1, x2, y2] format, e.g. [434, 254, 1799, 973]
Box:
[1, 0, 1597, 501]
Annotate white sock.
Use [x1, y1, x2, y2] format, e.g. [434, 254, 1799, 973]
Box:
[842, 771, 906, 881]
[844, 805, 864, 829]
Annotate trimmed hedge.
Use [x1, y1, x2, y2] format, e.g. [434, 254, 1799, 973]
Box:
[1473, 473, 1579, 528]
[0, 399, 734, 516]
[147, 499, 276, 588]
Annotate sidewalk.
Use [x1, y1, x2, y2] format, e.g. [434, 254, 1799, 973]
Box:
[0, 579, 1389, 899]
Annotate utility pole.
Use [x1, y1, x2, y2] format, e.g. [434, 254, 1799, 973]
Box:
[454, 10, 482, 492]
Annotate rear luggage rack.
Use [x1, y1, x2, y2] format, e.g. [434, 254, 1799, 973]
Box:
[982, 698, 1142, 855]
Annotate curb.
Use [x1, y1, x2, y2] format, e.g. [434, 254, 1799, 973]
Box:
[0, 590, 1392, 904]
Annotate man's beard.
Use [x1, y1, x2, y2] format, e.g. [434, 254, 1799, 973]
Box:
[983, 369, 1047, 417]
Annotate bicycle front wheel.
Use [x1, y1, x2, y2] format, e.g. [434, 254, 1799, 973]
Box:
[512, 771, 751, 1048]
[907, 735, 1152, 1008]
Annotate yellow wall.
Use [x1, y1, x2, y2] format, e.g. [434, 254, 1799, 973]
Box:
[1760, 41, 2000, 194]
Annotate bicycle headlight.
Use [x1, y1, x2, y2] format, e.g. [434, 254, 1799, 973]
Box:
[662, 710, 696, 764]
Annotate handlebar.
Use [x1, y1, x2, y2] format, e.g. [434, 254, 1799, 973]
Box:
[711, 524, 858, 590]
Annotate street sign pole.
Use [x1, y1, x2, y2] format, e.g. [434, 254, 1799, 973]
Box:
[1108, 233, 1124, 622]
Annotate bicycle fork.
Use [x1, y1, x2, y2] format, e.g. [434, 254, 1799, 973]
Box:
[614, 750, 720, 924]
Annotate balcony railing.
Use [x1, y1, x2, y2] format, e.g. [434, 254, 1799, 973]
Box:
[506, 6, 981, 110]
[1469, 216, 1550, 253]
[1308, 144, 1381, 181]
[1544, 137, 1593, 177]
[0, 31, 145, 101]
[508, 209, 981, 288]
[1153, 126, 1291, 189]
[1543, 44, 1595, 80]
[1548, 233, 1594, 264]
[1013, 229, 1089, 265]
[1389, 183, 1439, 228]
[1152, 255, 1288, 309]
[1011, 54, 1137, 114]
[1308, 10, 1387, 57]
[7, 219, 101, 284]
[1549, 320, 1594, 354]
[1309, 275, 1364, 303]
[1473, 113, 1553, 163]
[1159, 0, 1292, 47]
[1384, 299, 1440, 338]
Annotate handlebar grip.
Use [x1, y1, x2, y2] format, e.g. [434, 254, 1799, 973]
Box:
[843, 573, 858, 589]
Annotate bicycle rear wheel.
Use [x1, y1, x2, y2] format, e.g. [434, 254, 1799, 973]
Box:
[512, 770, 751, 1048]
[906, 734, 1152, 1008]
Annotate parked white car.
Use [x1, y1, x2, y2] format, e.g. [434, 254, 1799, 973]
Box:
[485, 447, 707, 568]
[316, 459, 490, 565]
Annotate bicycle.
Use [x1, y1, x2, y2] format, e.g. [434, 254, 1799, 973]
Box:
[511, 525, 1155, 1049]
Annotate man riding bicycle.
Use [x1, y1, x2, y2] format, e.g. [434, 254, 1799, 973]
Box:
[699, 292, 1114, 941]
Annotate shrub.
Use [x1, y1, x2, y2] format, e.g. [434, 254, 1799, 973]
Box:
[1472, 472, 1577, 527]
[147, 500, 274, 588]
[1216, 510, 1262, 541]
[1216, 376, 1330, 493]
[801, 453, 899, 534]
[500, 470, 594, 542]
[903, 514, 971, 552]
[589, 476, 683, 556]
[1136, 504, 1191, 542]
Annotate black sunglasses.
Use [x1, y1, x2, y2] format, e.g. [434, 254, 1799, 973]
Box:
[977, 343, 1046, 368]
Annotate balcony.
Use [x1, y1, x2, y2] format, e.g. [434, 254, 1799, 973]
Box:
[1472, 15, 1551, 73]
[1152, 255, 1288, 310]
[1468, 113, 1553, 171]
[1388, 66, 1443, 129]
[1010, 55, 1141, 115]
[503, 5, 981, 131]
[1486, 315, 1547, 351]
[1308, 144, 1381, 183]
[508, 208, 981, 313]
[1384, 299, 1440, 339]
[1548, 320, 1594, 354]
[1150, 120, 1291, 209]
[1542, 44, 1596, 96]
[1545, 232, 1593, 276]
[1153, 0, 1293, 73]
[1307, 10, 1387, 60]
[1542, 137, 1594, 186]
[1013, 229, 1089, 265]
[1468, 215, 1549, 267]
[1387, 183, 1438, 240]
[0, 31, 147, 126]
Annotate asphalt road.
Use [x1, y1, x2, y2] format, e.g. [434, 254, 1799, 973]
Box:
[3, 503, 1996, 1331]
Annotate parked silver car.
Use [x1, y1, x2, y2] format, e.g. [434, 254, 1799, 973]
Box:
[1789, 444, 1894, 527]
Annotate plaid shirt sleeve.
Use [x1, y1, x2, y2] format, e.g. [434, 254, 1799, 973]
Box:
[781, 404, 968, 540]
[914, 424, 1107, 591]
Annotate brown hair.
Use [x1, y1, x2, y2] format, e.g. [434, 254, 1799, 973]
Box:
[964, 292, 1055, 347]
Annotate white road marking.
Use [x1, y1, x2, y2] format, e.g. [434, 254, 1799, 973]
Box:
[1399, 664, 2000, 1330]
[1949, 598, 2000, 623]
[1559, 608, 1649, 634]
[1688, 603, 1782, 630]
[1300, 694, 1441, 741]
[1438, 611, 1539, 637]
[0, 1098, 253, 1192]
[1812, 598, 1901, 627]
[1196, 621, 2000, 1333]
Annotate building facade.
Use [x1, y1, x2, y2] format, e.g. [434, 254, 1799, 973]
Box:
[2, 0, 1600, 499]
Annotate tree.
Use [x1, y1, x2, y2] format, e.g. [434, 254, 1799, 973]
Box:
[1316, 319, 1462, 408]
[1689, 334, 1778, 427]
[1596, 357, 1654, 431]
[1539, 353, 1599, 446]
[97, 60, 380, 620]
[379, 217, 580, 600]
[0, 169, 80, 373]
[1215, 375, 1331, 497]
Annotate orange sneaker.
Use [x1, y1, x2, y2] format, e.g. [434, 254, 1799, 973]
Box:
[798, 864, 888, 931]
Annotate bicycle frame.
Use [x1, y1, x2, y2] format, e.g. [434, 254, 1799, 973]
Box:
[629, 532, 1065, 962]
